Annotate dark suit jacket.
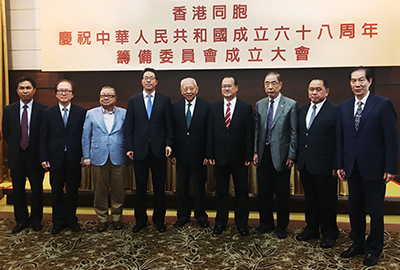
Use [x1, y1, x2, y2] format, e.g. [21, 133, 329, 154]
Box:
[207, 99, 254, 167]
[124, 92, 173, 160]
[40, 103, 87, 171]
[2, 100, 47, 170]
[172, 97, 210, 168]
[297, 100, 338, 176]
[337, 93, 398, 181]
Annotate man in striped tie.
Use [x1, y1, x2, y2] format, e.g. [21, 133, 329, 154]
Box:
[207, 76, 254, 236]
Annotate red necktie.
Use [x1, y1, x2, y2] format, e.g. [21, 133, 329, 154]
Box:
[20, 104, 29, 150]
[225, 102, 231, 129]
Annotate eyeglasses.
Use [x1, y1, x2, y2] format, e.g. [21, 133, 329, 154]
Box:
[143, 76, 156, 81]
[100, 94, 116, 99]
[264, 81, 280, 87]
[56, 89, 73, 94]
[220, 84, 233, 89]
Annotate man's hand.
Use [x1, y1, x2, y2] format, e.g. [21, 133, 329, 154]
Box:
[384, 172, 395, 184]
[170, 157, 177, 165]
[332, 170, 338, 177]
[337, 169, 347, 182]
[126, 151, 134, 160]
[203, 158, 209, 166]
[253, 153, 258, 167]
[245, 161, 250, 166]
[83, 160, 91, 167]
[41, 161, 50, 170]
[165, 146, 172, 158]
[209, 159, 215, 165]
[286, 158, 294, 169]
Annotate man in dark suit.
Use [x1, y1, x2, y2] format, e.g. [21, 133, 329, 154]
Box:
[124, 68, 173, 233]
[253, 71, 297, 239]
[171, 77, 210, 228]
[337, 67, 398, 266]
[207, 76, 253, 236]
[40, 79, 87, 234]
[296, 77, 339, 248]
[2, 76, 47, 233]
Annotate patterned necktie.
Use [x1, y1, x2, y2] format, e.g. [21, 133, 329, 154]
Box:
[354, 101, 363, 130]
[20, 104, 29, 150]
[225, 102, 231, 129]
[308, 104, 317, 129]
[266, 99, 274, 145]
[62, 107, 68, 127]
[146, 94, 152, 119]
[186, 103, 192, 128]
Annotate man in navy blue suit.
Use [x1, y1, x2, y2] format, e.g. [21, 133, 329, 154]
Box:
[124, 68, 174, 233]
[171, 77, 210, 228]
[40, 79, 87, 234]
[337, 67, 398, 266]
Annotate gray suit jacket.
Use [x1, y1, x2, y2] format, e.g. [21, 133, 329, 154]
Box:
[254, 95, 298, 172]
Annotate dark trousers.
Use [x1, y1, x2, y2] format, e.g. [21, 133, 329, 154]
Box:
[10, 147, 44, 226]
[300, 166, 339, 240]
[176, 164, 208, 221]
[214, 164, 249, 228]
[50, 152, 82, 227]
[133, 147, 166, 225]
[348, 162, 386, 256]
[257, 145, 290, 230]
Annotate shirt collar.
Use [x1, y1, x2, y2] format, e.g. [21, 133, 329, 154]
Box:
[224, 97, 237, 107]
[185, 96, 197, 106]
[311, 98, 327, 108]
[101, 106, 115, 114]
[59, 103, 71, 112]
[143, 90, 155, 99]
[355, 91, 370, 105]
[20, 99, 33, 108]
[270, 93, 281, 104]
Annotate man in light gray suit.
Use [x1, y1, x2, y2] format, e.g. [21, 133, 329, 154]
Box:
[253, 71, 297, 239]
[82, 86, 126, 232]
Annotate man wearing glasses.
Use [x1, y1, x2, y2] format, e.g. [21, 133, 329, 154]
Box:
[253, 71, 297, 239]
[124, 68, 173, 233]
[40, 79, 87, 234]
[82, 86, 126, 232]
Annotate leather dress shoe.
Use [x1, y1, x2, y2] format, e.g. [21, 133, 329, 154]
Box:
[276, 227, 287, 239]
[32, 225, 43, 232]
[174, 218, 189, 228]
[96, 222, 108, 232]
[363, 253, 378, 266]
[340, 246, 365, 258]
[255, 224, 274, 235]
[69, 223, 82, 232]
[320, 238, 336, 248]
[113, 221, 123, 230]
[296, 231, 320, 241]
[238, 227, 249, 236]
[51, 226, 64, 235]
[198, 219, 210, 228]
[12, 223, 29, 234]
[213, 224, 225, 235]
[155, 223, 166, 233]
[132, 223, 146, 233]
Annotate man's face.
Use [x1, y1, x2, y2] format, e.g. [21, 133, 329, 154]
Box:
[308, 79, 329, 104]
[220, 77, 238, 101]
[99, 88, 117, 109]
[141, 71, 158, 93]
[264, 73, 282, 99]
[350, 69, 371, 100]
[17, 80, 36, 104]
[180, 78, 198, 102]
[56, 81, 74, 105]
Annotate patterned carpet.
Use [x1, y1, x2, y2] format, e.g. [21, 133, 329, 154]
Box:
[0, 218, 400, 269]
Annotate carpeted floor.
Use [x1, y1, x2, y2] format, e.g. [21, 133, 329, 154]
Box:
[0, 218, 400, 270]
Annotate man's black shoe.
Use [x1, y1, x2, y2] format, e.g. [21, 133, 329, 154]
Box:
[363, 254, 378, 266]
[296, 231, 320, 241]
[69, 223, 82, 232]
[238, 227, 249, 236]
[197, 219, 210, 228]
[155, 223, 166, 233]
[12, 223, 29, 234]
[132, 223, 146, 233]
[51, 226, 64, 235]
[174, 218, 189, 228]
[276, 227, 287, 239]
[255, 224, 274, 235]
[340, 247, 365, 258]
[32, 225, 43, 232]
[320, 238, 336, 248]
[213, 224, 225, 235]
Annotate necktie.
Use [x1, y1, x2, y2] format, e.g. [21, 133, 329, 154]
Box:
[62, 107, 68, 127]
[20, 104, 29, 150]
[354, 101, 363, 130]
[308, 104, 317, 129]
[146, 94, 152, 119]
[266, 99, 274, 145]
[186, 103, 192, 128]
[225, 102, 231, 129]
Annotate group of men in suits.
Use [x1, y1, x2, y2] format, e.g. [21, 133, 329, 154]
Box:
[2, 67, 398, 266]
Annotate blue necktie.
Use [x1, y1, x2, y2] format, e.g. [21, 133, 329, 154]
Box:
[307, 104, 317, 129]
[186, 103, 192, 128]
[266, 99, 274, 145]
[146, 94, 152, 119]
[62, 107, 68, 127]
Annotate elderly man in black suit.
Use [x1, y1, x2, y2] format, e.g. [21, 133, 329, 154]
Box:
[171, 77, 210, 228]
[207, 76, 254, 236]
[2, 76, 47, 233]
[124, 68, 174, 233]
[296, 77, 339, 248]
[40, 79, 87, 234]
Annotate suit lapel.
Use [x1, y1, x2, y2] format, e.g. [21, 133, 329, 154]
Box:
[356, 94, 376, 133]
[299, 103, 309, 130]
[230, 100, 242, 128]
[96, 107, 109, 133]
[272, 97, 285, 129]
[179, 99, 188, 128]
